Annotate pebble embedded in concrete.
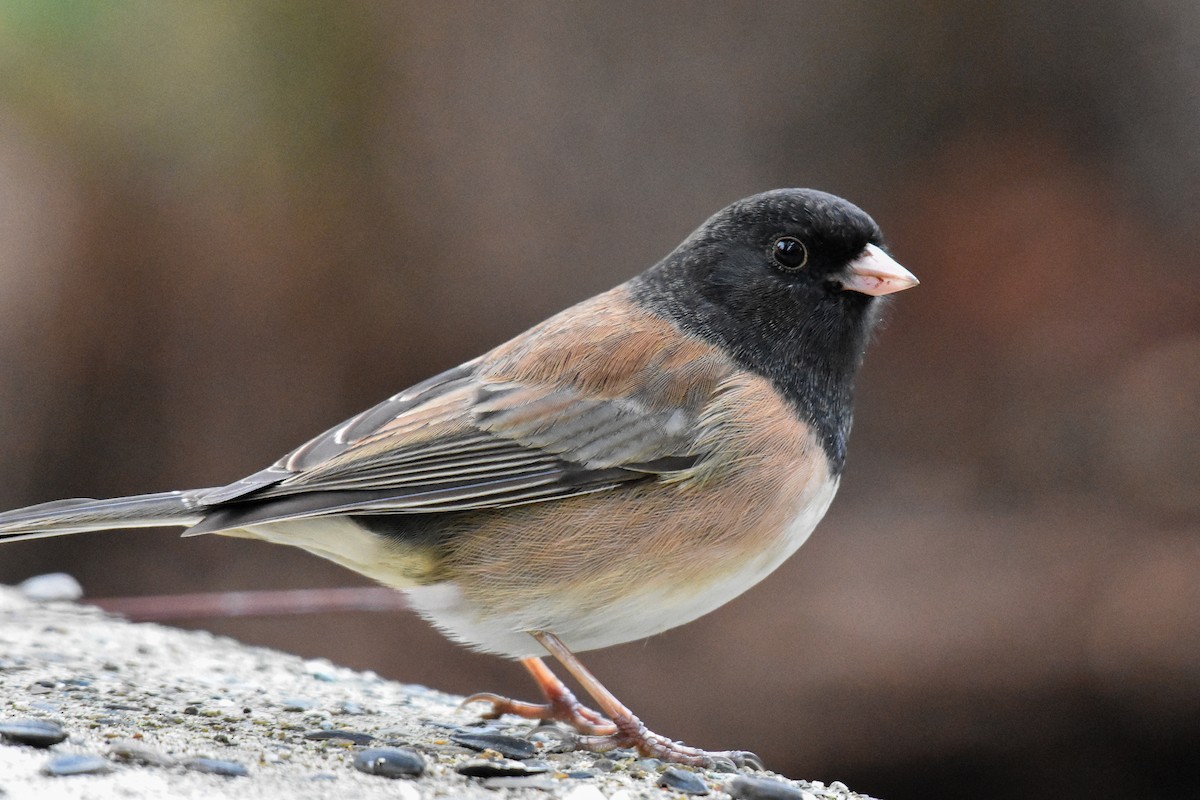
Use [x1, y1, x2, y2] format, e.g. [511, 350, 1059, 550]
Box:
[450, 730, 538, 760]
[658, 766, 710, 795]
[352, 747, 426, 779]
[726, 774, 808, 800]
[41, 753, 112, 776]
[0, 719, 69, 748]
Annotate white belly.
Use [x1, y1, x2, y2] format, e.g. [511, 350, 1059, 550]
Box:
[232, 470, 839, 660]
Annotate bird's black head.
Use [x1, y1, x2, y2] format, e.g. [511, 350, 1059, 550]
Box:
[630, 188, 917, 473]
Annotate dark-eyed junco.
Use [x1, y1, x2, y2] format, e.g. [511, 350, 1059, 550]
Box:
[0, 189, 916, 768]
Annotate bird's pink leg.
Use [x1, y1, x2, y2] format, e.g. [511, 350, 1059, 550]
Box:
[463, 656, 616, 735]
[531, 630, 763, 770]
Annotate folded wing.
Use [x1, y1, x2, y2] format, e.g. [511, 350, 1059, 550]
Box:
[189, 291, 732, 534]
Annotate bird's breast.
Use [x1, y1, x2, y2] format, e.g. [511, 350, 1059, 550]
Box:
[407, 373, 842, 657]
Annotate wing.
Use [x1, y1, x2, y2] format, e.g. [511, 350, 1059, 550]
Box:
[189, 288, 733, 534]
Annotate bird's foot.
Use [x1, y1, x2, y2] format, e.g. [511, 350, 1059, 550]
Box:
[567, 712, 763, 770]
[462, 690, 616, 736]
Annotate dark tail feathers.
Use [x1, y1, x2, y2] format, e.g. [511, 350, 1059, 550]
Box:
[0, 490, 213, 544]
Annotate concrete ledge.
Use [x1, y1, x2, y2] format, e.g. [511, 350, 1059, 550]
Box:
[0, 586, 873, 800]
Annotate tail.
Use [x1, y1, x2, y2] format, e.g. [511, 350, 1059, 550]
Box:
[0, 490, 213, 544]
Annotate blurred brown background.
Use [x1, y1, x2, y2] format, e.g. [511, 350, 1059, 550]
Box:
[1, 3, 1198, 798]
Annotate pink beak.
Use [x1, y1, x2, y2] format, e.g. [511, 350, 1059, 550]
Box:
[841, 244, 919, 296]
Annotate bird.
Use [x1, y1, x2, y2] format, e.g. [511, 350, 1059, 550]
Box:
[0, 188, 917, 768]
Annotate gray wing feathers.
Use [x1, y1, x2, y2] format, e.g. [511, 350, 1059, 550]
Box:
[473, 383, 694, 469]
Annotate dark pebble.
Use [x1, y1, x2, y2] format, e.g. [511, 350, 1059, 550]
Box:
[352, 747, 426, 779]
[456, 757, 550, 778]
[0, 719, 68, 748]
[41, 753, 112, 776]
[635, 757, 665, 772]
[726, 775, 806, 800]
[182, 705, 200, 715]
[566, 770, 595, 779]
[304, 729, 375, 745]
[659, 767, 711, 795]
[450, 731, 537, 760]
[183, 757, 249, 777]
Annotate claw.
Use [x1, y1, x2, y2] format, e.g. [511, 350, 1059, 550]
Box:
[567, 717, 764, 770]
[460, 691, 515, 719]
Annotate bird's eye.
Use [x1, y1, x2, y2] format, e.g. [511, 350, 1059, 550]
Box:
[771, 236, 808, 271]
